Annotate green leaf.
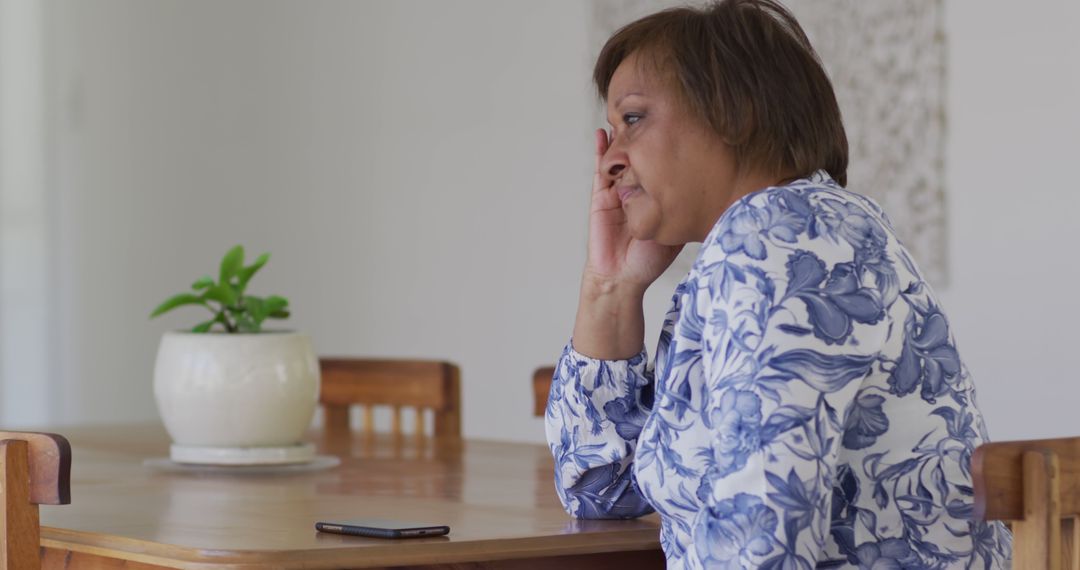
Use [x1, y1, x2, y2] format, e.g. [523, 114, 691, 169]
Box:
[219, 245, 244, 285]
[154, 245, 286, 333]
[245, 296, 267, 323]
[150, 293, 207, 318]
[191, 276, 215, 290]
[203, 283, 238, 307]
[236, 253, 270, 292]
[191, 319, 215, 333]
[264, 295, 289, 314]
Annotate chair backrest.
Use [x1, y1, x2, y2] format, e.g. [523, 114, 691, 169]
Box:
[532, 366, 555, 417]
[318, 358, 461, 438]
[973, 436, 1080, 570]
[0, 431, 71, 570]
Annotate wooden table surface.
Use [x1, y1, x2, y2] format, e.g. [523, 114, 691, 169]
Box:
[37, 424, 664, 569]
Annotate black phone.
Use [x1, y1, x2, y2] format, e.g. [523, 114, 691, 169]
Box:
[315, 518, 450, 539]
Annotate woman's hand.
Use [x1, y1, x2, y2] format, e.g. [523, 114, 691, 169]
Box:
[571, 129, 683, 360]
[583, 128, 683, 295]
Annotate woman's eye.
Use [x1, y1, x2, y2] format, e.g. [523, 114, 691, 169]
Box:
[623, 113, 643, 126]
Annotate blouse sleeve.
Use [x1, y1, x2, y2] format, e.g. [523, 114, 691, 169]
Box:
[683, 246, 888, 568]
[544, 342, 656, 519]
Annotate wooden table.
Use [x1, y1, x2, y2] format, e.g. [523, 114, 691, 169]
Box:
[38, 425, 664, 569]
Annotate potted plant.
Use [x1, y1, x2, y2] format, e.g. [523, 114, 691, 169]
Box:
[150, 245, 319, 465]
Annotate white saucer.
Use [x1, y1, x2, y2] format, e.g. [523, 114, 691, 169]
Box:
[144, 455, 340, 475]
[170, 442, 316, 465]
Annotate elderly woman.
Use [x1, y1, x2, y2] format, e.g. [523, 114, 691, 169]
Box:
[544, 1, 1012, 568]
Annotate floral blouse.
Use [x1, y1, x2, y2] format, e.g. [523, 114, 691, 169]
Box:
[545, 172, 1012, 569]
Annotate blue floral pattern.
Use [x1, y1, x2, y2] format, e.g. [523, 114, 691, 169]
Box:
[545, 172, 1011, 569]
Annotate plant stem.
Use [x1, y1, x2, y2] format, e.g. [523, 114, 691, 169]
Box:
[213, 303, 237, 333]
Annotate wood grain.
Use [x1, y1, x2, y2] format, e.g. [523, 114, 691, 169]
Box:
[319, 359, 462, 437]
[38, 424, 662, 569]
[972, 436, 1080, 520]
[38, 549, 666, 570]
[973, 437, 1080, 570]
[3, 432, 72, 569]
[41, 549, 170, 569]
[1064, 516, 1080, 570]
[2, 440, 41, 569]
[0, 431, 72, 505]
[1011, 450, 1062, 570]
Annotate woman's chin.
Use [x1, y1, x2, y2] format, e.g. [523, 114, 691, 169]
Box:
[628, 220, 685, 246]
[626, 221, 657, 243]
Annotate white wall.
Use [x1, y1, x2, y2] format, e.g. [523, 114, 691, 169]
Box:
[0, 0, 53, 425]
[941, 0, 1080, 440]
[39, 0, 594, 441]
[4, 0, 1079, 443]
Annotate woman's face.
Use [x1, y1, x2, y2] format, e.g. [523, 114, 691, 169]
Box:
[600, 51, 741, 245]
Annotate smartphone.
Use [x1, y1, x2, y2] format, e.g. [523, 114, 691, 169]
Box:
[315, 518, 450, 539]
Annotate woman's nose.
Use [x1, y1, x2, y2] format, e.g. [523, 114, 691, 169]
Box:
[599, 144, 628, 186]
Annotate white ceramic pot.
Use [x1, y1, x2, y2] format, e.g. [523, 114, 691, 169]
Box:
[153, 331, 319, 448]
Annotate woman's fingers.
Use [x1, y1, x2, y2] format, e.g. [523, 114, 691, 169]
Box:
[594, 128, 607, 172]
[594, 128, 611, 193]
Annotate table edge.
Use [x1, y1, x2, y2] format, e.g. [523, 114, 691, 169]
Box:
[43, 524, 662, 568]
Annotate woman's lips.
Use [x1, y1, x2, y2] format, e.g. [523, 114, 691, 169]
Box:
[615, 185, 641, 202]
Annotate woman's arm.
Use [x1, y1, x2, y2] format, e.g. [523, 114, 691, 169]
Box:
[545, 342, 656, 519]
[543, 129, 681, 519]
[570, 278, 647, 360]
[570, 129, 681, 360]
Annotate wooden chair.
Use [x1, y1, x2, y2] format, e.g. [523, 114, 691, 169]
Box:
[532, 366, 555, 417]
[319, 358, 461, 438]
[973, 436, 1080, 569]
[0, 431, 71, 569]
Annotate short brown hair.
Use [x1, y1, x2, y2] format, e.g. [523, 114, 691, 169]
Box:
[594, 0, 848, 186]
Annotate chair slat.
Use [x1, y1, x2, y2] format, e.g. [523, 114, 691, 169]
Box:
[974, 437, 1080, 570]
[1010, 450, 1062, 570]
[391, 406, 402, 436]
[432, 365, 461, 438]
[1, 431, 71, 570]
[1, 440, 40, 569]
[413, 409, 425, 437]
[532, 366, 555, 417]
[973, 436, 1080, 520]
[1064, 516, 1080, 570]
[320, 360, 453, 409]
[319, 359, 460, 438]
[324, 406, 349, 433]
[0, 431, 71, 505]
[363, 404, 375, 435]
